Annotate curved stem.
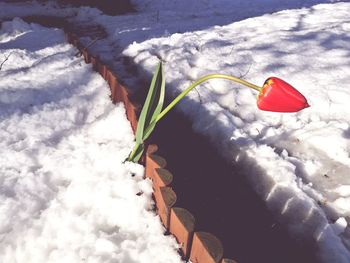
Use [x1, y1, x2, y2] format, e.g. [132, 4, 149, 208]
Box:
[155, 74, 261, 124]
[128, 74, 261, 162]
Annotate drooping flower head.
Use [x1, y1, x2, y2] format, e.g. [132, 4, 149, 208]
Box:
[257, 77, 310, 112]
[128, 63, 311, 162]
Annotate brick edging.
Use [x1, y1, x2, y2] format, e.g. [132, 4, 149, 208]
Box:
[65, 31, 236, 263]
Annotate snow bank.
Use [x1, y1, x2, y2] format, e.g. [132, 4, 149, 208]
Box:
[131, 0, 341, 12]
[2, 0, 349, 261]
[122, 2, 350, 262]
[0, 18, 182, 263]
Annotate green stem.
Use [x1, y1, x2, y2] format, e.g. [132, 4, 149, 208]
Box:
[128, 142, 140, 162]
[128, 74, 261, 162]
[153, 74, 260, 127]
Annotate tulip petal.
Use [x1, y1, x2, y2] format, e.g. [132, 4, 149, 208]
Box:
[257, 77, 309, 112]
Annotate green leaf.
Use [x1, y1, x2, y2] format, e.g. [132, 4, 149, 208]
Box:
[129, 143, 144, 163]
[135, 61, 165, 144]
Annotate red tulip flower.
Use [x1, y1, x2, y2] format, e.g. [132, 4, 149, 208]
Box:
[257, 77, 310, 112]
[128, 63, 311, 162]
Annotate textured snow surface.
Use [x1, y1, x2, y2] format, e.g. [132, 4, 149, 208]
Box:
[122, 2, 350, 262]
[0, 18, 182, 263]
[1, 0, 350, 262]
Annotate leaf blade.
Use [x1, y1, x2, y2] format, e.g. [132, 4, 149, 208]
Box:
[135, 61, 165, 144]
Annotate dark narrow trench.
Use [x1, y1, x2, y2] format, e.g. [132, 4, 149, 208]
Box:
[149, 107, 318, 263]
[12, 13, 318, 262]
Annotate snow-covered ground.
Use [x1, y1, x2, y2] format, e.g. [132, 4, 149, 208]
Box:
[1, 0, 350, 262]
[123, 3, 350, 263]
[124, 2, 350, 262]
[0, 18, 182, 263]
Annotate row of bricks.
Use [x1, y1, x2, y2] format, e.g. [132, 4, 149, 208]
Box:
[64, 31, 236, 263]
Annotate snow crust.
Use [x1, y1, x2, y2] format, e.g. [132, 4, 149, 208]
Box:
[121, 1, 350, 262]
[0, 18, 182, 263]
[2, 0, 350, 262]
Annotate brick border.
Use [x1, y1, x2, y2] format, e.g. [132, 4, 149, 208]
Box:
[65, 31, 236, 263]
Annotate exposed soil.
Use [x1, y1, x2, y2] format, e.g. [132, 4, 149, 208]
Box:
[149, 107, 319, 263]
[3, 0, 135, 16]
[19, 16, 107, 40]
[56, 0, 135, 15]
[2, 11, 320, 263]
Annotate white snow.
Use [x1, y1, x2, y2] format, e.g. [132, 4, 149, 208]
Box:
[0, 18, 182, 263]
[2, 0, 350, 262]
[120, 1, 350, 262]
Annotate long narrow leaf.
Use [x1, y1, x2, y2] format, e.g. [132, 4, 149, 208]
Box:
[135, 61, 165, 144]
[130, 143, 144, 163]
